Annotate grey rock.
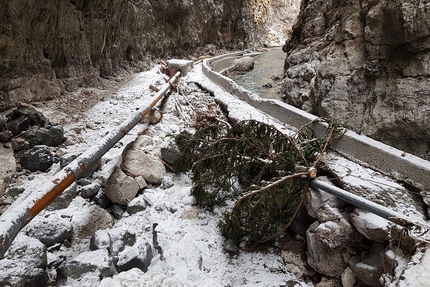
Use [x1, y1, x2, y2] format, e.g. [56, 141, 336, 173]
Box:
[20, 145, 53, 172]
[350, 209, 390, 242]
[160, 141, 181, 165]
[233, 56, 254, 71]
[105, 166, 139, 205]
[24, 215, 73, 246]
[69, 197, 114, 239]
[90, 229, 112, 251]
[78, 182, 101, 198]
[59, 249, 116, 279]
[351, 243, 385, 287]
[224, 239, 238, 254]
[116, 242, 153, 273]
[306, 221, 348, 277]
[0, 234, 48, 287]
[121, 142, 166, 184]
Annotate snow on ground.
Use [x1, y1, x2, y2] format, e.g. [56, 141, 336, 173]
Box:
[2, 63, 309, 286]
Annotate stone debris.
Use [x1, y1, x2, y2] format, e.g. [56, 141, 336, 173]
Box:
[104, 166, 139, 205]
[19, 145, 54, 172]
[24, 215, 73, 247]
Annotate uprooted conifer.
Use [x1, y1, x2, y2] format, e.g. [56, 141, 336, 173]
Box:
[173, 117, 345, 247]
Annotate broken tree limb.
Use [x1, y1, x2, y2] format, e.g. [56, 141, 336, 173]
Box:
[0, 71, 181, 259]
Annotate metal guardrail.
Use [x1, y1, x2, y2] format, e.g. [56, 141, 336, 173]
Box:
[202, 53, 430, 196]
[0, 71, 181, 258]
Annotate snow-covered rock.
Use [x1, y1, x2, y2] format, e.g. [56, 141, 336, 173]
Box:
[104, 166, 139, 205]
[78, 182, 101, 198]
[115, 242, 153, 272]
[98, 269, 191, 287]
[126, 196, 148, 214]
[109, 228, 137, 256]
[67, 197, 114, 239]
[351, 209, 390, 242]
[0, 234, 48, 287]
[121, 145, 166, 184]
[59, 249, 116, 279]
[305, 176, 344, 218]
[24, 215, 73, 246]
[306, 221, 348, 277]
[90, 229, 112, 251]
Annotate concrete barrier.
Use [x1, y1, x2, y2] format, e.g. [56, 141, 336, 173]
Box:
[203, 53, 430, 195]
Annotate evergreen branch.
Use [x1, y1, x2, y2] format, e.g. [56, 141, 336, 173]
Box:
[235, 171, 309, 206]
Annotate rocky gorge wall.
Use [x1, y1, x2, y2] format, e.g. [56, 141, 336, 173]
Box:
[0, 0, 254, 112]
[282, 0, 430, 160]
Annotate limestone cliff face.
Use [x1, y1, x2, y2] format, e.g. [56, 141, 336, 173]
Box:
[282, 0, 430, 159]
[0, 0, 252, 111]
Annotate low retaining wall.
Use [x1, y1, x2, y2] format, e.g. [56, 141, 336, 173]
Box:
[203, 53, 430, 196]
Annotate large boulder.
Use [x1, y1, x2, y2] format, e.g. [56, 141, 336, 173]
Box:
[105, 166, 140, 205]
[121, 137, 166, 184]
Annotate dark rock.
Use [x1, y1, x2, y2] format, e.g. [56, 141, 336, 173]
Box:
[351, 243, 385, 287]
[160, 141, 182, 165]
[126, 196, 148, 214]
[5, 187, 25, 197]
[116, 242, 153, 273]
[224, 239, 239, 254]
[10, 107, 47, 127]
[77, 178, 92, 186]
[262, 83, 273, 88]
[78, 182, 101, 198]
[92, 189, 112, 209]
[90, 229, 112, 251]
[0, 234, 48, 287]
[111, 204, 125, 219]
[24, 216, 73, 246]
[0, 130, 12, 143]
[7, 115, 31, 136]
[21, 125, 65, 147]
[20, 145, 53, 172]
